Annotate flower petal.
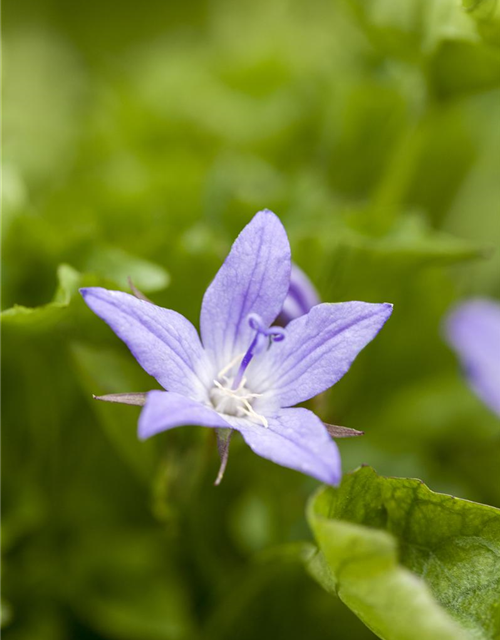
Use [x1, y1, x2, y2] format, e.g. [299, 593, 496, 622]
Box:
[138, 390, 231, 439]
[139, 393, 340, 484]
[445, 298, 500, 417]
[200, 210, 291, 370]
[278, 262, 320, 325]
[227, 408, 341, 485]
[80, 288, 212, 399]
[253, 301, 393, 407]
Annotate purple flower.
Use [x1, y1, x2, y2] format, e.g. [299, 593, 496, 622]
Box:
[445, 298, 500, 417]
[278, 262, 321, 325]
[80, 210, 392, 485]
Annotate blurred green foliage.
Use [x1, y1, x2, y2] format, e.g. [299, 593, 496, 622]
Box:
[2, 0, 500, 638]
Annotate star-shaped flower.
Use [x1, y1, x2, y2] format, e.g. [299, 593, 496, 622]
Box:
[81, 210, 392, 485]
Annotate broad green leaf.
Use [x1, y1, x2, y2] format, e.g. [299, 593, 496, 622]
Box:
[1, 264, 80, 329]
[307, 466, 500, 640]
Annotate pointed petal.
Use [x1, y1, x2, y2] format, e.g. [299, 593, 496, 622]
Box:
[278, 263, 320, 325]
[445, 298, 500, 416]
[138, 390, 230, 440]
[254, 301, 393, 407]
[200, 210, 291, 370]
[94, 392, 148, 406]
[80, 288, 211, 399]
[227, 408, 341, 485]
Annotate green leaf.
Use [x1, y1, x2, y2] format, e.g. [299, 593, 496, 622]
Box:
[347, 0, 500, 94]
[1, 247, 169, 331]
[306, 466, 500, 640]
[70, 342, 158, 483]
[462, 0, 500, 44]
[83, 244, 170, 293]
[3, 30, 84, 190]
[67, 529, 195, 640]
[347, 0, 477, 57]
[463, 0, 499, 18]
[344, 212, 485, 266]
[0, 599, 13, 629]
[1, 264, 81, 329]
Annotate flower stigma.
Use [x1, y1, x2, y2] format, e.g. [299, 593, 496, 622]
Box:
[208, 314, 285, 427]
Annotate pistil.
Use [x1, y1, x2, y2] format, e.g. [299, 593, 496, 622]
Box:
[231, 314, 285, 390]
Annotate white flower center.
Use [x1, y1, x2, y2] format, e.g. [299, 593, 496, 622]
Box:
[208, 313, 286, 429]
[209, 354, 268, 427]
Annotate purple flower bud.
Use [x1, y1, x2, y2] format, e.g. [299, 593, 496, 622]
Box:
[279, 263, 321, 325]
[445, 298, 500, 417]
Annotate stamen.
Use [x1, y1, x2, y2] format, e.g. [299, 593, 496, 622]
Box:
[235, 376, 247, 392]
[241, 406, 269, 428]
[217, 352, 246, 379]
[212, 379, 262, 402]
[210, 315, 281, 429]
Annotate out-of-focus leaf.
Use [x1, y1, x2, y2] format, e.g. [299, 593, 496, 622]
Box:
[430, 39, 500, 95]
[3, 29, 85, 190]
[345, 213, 485, 266]
[129, 43, 303, 145]
[67, 529, 194, 640]
[463, 0, 500, 20]
[347, 0, 475, 55]
[1, 483, 48, 553]
[1, 607, 68, 640]
[347, 0, 500, 94]
[294, 211, 484, 283]
[1, 264, 80, 329]
[2, 163, 28, 235]
[70, 342, 158, 482]
[463, 0, 500, 44]
[307, 466, 500, 640]
[1, 245, 168, 330]
[1, 599, 13, 628]
[83, 244, 170, 293]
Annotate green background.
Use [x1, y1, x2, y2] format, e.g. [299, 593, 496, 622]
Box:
[3, 0, 500, 638]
